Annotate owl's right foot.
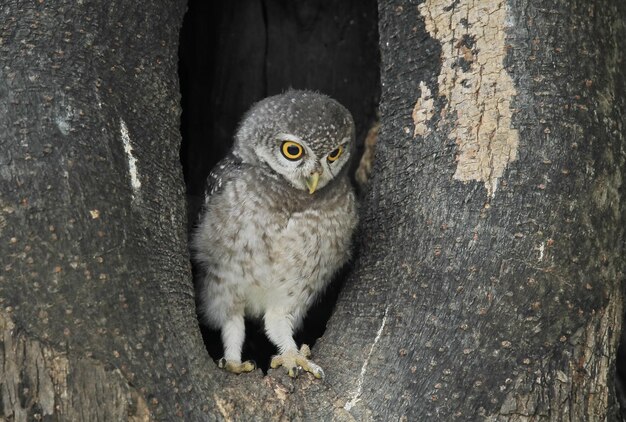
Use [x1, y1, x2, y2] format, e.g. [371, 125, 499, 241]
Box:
[270, 344, 325, 379]
[218, 358, 256, 374]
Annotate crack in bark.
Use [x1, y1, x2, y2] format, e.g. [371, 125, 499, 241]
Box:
[344, 305, 389, 412]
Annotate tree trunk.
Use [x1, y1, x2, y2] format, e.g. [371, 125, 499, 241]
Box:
[1, 1, 624, 421]
[0, 1, 213, 420]
[356, 0, 624, 419]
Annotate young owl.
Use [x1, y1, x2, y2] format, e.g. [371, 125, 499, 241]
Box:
[191, 90, 357, 378]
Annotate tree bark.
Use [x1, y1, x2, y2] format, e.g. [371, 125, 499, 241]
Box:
[0, 1, 211, 420]
[354, 0, 624, 419]
[1, 1, 624, 421]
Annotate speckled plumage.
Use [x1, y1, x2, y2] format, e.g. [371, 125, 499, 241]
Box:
[191, 90, 357, 378]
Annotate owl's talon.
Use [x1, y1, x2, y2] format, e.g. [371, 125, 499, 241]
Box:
[288, 366, 300, 378]
[270, 344, 324, 379]
[217, 358, 256, 374]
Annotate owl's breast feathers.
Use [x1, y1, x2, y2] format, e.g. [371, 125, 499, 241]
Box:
[195, 154, 357, 321]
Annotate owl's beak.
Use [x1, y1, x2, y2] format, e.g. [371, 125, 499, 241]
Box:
[306, 172, 320, 194]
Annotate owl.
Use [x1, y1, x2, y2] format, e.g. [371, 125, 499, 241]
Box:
[191, 90, 357, 378]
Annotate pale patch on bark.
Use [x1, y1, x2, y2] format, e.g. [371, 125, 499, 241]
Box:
[213, 393, 235, 422]
[412, 81, 434, 137]
[418, 0, 519, 197]
[120, 119, 142, 200]
[272, 383, 289, 403]
[54, 103, 74, 136]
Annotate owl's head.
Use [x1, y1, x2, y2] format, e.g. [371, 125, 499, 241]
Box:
[233, 90, 355, 194]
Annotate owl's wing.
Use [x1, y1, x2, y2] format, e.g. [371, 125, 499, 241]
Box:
[204, 153, 243, 198]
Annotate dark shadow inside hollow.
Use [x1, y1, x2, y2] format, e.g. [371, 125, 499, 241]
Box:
[178, 0, 380, 372]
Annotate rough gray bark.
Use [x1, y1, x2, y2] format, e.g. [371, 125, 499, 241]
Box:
[1, 0, 624, 421]
[356, 0, 625, 419]
[0, 1, 211, 420]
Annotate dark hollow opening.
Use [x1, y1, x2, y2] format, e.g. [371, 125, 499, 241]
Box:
[178, 0, 380, 372]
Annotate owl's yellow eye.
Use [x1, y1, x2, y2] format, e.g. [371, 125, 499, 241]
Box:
[327, 145, 343, 163]
[281, 141, 304, 161]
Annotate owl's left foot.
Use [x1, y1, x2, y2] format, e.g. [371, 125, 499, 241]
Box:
[270, 344, 324, 379]
[218, 358, 257, 374]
